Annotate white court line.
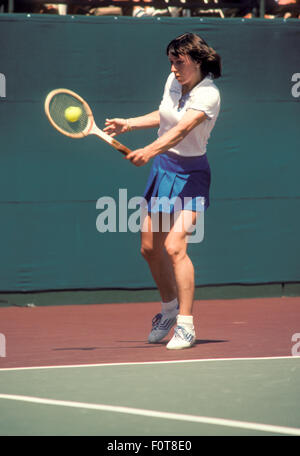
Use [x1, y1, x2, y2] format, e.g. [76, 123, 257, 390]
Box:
[0, 393, 300, 436]
[0, 355, 298, 372]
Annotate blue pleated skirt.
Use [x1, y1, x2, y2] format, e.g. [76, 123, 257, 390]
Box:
[143, 151, 211, 214]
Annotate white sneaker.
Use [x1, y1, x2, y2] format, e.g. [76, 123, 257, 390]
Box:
[148, 310, 178, 343]
[166, 325, 196, 350]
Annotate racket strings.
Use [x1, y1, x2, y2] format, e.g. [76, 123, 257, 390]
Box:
[49, 93, 89, 135]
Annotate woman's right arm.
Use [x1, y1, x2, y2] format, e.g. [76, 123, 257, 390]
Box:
[103, 111, 160, 137]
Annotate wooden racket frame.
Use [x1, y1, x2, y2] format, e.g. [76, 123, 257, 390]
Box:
[44, 88, 131, 156]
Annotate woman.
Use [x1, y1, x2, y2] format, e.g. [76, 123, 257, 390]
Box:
[104, 33, 221, 350]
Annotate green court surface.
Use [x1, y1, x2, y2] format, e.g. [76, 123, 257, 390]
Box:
[0, 357, 299, 436]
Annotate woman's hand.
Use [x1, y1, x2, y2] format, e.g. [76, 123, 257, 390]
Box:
[103, 118, 128, 137]
[125, 148, 152, 167]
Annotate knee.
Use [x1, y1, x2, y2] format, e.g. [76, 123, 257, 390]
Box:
[164, 239, 184, 263]
[140, 243, 160, 262]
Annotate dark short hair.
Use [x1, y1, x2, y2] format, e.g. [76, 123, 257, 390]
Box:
[167, 33, 222, 79]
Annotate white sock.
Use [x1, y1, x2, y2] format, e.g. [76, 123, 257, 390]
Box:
[177, 315, 194, 329]
[161, 298, 178, 314]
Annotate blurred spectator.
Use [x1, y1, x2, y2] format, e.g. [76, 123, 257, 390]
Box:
[11, 0, 66, 14]
[89, 6, 123, 15]
[67, 0, 92, 14]
[0, 0, 8, 12]
[273, 0, 300, 18]
[40, 4, 67, 14]
[132, 0, 172, 16]
[221, 0, 258, 17]
[5, 0, 300, 18]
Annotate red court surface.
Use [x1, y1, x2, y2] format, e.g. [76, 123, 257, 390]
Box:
[0, 297, 299, 369]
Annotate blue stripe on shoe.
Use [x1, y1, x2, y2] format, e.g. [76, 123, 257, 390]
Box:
[157, 317, 176, 331]
[151, 313, 162, 329]
[174, 326, 194, 343]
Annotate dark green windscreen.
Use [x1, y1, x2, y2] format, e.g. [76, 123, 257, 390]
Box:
[0, 15, 299, 291]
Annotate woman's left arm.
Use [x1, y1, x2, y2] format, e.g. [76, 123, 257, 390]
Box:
[126, 109, 207, 166]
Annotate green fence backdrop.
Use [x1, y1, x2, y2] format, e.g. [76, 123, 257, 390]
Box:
[0, 14, 299, 291]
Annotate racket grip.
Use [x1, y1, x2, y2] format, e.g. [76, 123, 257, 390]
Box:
[92, 126, 132, 156]
[111, 139, 132, 156]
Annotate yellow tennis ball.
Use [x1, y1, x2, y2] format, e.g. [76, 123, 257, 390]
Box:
[64, 106, 82, 123]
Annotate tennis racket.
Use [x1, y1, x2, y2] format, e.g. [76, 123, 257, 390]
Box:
[44, 88, 132, 156]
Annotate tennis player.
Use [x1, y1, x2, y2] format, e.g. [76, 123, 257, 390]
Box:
[104, 33, 221, 349]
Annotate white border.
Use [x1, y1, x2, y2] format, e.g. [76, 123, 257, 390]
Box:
[0, 355, 298, 372]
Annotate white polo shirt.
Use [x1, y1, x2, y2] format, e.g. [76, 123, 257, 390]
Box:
[158, 72, 220, 157]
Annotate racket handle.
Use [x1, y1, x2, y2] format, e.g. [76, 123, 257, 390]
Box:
[111, 138, 132, 156]
[92, 126, 132, 156]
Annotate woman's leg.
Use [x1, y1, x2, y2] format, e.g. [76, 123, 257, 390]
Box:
[164, 210, 199, 349]
[141, 212, 179, 343]
[164, 210, 198, 316]
[140, 212, 177, 303]
[141, 210, 198, 348]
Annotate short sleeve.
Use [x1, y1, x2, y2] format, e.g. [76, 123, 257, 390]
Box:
[188, 86, 220, 120]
